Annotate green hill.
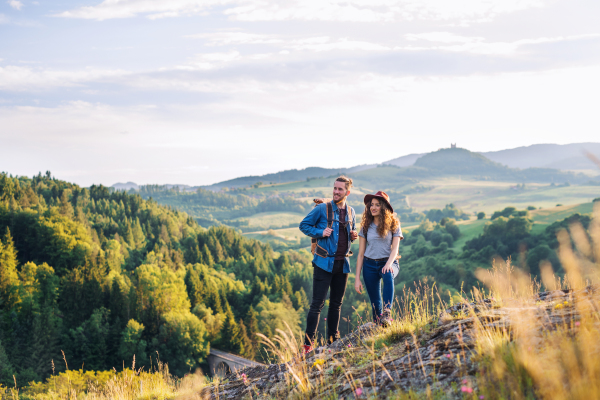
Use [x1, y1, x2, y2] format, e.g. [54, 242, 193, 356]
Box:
[414, 147, 505, 174]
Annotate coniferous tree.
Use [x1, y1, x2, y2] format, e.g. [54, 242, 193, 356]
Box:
[0, 340, 16, 386]
[0, 228, 19, 309]
[59, 190, 74, 218]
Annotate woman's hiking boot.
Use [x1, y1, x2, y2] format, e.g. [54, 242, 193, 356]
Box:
[380, 309, 392, 328]
[327, 331, 341, 345]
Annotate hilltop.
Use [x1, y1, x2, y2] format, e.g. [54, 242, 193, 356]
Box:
[201, 279, 600, 399]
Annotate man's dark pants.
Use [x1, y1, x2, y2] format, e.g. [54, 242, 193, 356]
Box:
[304, 259, 348, 346]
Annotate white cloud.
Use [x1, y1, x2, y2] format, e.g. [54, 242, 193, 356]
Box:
[56, 0, 231, 20]
[7, 0, 23, 10]
[401, 32, 600, 55]
[406, 32, 481, 44]
[186, 32, 283, 46]
[0, 13, 9, 23]
[0, 65, 130, 91]
[56, 0, 547, 22]
[190, 32, 390, 53]
[175, 51, 242, 70]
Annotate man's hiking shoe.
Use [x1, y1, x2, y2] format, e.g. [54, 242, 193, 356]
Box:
[302, 345, 314, 357]
[380, 309, 392, 328]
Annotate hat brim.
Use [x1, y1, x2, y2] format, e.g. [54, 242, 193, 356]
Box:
[364, 194, 393, 213]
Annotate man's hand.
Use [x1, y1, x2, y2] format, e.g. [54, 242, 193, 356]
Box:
[354, 279, 363, 294]
[323, 227, 333, 237]
[350, 230, 358, 241]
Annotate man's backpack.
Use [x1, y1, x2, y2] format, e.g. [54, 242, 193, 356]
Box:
[310, 200, 333, 255]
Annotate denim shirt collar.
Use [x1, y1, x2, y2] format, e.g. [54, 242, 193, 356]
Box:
[331, 200, 347, 214]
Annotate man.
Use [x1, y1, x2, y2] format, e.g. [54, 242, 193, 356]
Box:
[299, 175, 358, 354]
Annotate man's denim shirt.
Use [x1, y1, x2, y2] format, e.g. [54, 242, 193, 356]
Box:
[299, 201, 356, 273]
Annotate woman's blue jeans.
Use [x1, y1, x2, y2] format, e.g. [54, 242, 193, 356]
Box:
[362, 257, 395, 322]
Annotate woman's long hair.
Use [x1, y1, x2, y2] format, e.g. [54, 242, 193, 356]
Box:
[361, 199, 400, 239]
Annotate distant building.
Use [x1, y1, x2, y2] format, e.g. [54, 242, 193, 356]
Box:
[451, 143, 456, 149]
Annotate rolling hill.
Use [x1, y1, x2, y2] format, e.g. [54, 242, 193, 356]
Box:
[482, 143, 600, 170]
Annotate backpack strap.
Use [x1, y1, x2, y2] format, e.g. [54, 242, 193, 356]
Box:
[326, 202, 333, 229]
[310, 202, 334, 256]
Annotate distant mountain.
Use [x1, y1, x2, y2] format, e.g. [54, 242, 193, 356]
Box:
[369, 147, 589, 185]
[480, 143, 600, 170]
[202, 164, 377, 191]
[111, 182, 193, 191]
[410, 147, 588, 182]
[111, 143, 599, 191]
[112, 182, 139, 190]
[383, 153, 425, 167]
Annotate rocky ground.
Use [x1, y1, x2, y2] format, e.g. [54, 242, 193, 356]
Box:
[190, 286, 598, 400]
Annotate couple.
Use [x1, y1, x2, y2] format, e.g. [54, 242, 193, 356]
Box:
[299, 176, 403, 354]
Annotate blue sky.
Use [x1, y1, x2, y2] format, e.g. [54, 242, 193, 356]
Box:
[1, 0, 599, 186]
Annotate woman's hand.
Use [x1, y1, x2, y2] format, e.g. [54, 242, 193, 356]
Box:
[354, 279, 363, 294]
[381, 263, 393, 274]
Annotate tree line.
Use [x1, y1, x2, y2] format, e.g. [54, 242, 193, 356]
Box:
[0, 172, 312, 387]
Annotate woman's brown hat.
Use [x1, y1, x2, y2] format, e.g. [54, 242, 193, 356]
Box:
[364, 191, 393, 213]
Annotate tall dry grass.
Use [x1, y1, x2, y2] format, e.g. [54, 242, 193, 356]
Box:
[18, 357, 209, 400]
[474, 202, 600, 400]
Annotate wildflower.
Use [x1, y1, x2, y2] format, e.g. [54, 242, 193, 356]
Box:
[575, 321, 581, 326]
[312, 359, 326, 368]
[480, 396, 485, 399]
[554, 303, 564, 310]
[445, 354, 452, 358]
[462, 379, 468, 384]
[324, 318, 327, 321]
[355, 387, 363, 396]
[241, 373, 248, 384]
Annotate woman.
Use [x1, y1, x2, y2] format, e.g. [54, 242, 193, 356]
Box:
[354, 191, 403, 327]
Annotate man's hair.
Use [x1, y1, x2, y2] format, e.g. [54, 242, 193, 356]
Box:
[335, 175, 353, 190]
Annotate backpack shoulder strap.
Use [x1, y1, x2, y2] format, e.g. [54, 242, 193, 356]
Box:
[326, 202, 333, 229]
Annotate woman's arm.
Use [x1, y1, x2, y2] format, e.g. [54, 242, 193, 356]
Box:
[354, 237, 366, 294]
[382, 236, 401, 274]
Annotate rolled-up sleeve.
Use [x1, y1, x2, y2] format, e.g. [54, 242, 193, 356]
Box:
[393, 225, 404, 240]
[299, 205, 324, 238]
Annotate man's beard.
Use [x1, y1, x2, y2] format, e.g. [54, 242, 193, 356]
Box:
[334, 195, 347, 204]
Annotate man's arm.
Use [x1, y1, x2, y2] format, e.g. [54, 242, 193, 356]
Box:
[299, 204, 325, 238]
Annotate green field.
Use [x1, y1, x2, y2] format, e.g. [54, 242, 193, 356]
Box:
[529, 202, 596, 234]
[244, 201, 598, 252]
[242, 173, 598, 217]
[245, 226, 305, 241]
[230, 211, 305, 230]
